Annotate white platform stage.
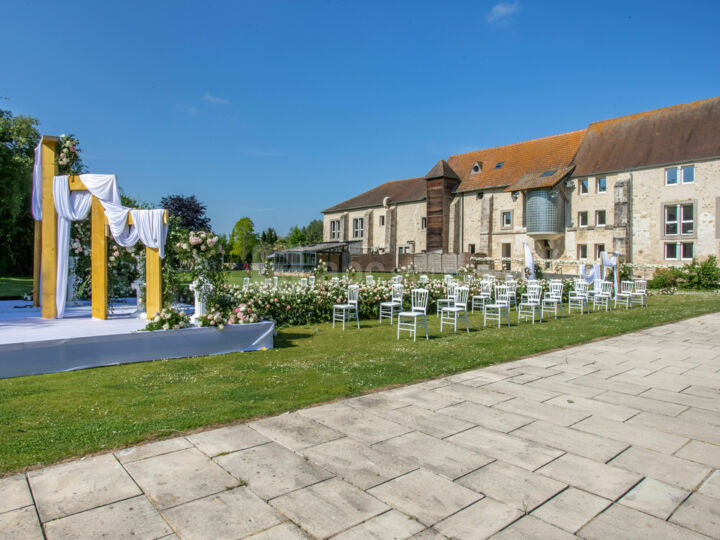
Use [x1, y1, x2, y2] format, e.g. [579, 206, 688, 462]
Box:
[0, 300, 274, 379]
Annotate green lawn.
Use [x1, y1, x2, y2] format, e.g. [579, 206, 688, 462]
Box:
[1, 293, 719, 474]
[0, 277, 33, 298]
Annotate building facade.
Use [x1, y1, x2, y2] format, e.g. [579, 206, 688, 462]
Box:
[322, 97, 720, 273]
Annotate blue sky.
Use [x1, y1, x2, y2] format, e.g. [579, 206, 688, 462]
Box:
[3, 0, 720, 236]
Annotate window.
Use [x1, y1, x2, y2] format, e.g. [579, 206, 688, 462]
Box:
[579, 179, 589, 194]
[330, 220, 340, 240]
[595, 244, 605, 259]
[682, 165, 694, 183]
[420, 217, 427, 230]
[666, 165, 695, 185]
[502, 211, 512, 228]
[472, 161, 482, 173]
[502, 243, 511, 270]
[665, 242, 694, 261]
[379, 215, 385, 227]
[352, 217, 364, 238]
[495, 161, 504, 169]
[577, 244, 588, 260]
[468, 244, 476, 254]
[664, 203, 694, 236]
[476, 192, 484, 199]
[578, 211, 588, 227]
[540, 170, 556, 177]
[596, 210, 606, 226]
[597, 177, 607, 193]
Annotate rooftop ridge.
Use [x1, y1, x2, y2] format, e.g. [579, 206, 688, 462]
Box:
[587, 96, 720, 129]
[448, 128, 587, 158]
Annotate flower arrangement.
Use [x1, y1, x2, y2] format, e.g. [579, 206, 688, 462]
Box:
[260, 259, 275, 279]
[57, 134, 83, 175]
[175, 230, 226, 304]
[144, 307, 191, 331]
[314, 259, 328, 280]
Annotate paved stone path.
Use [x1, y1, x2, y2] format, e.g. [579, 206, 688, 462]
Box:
[3, 313, 720, 539]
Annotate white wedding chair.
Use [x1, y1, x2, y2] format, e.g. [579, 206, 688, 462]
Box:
[541, 281, 564, 320]
[419, 275, 430, 283]
[568, 280, 589, 314]
[593, 280, 614, 311]
[631, 280, 647, 307]
[379, 283, 404, 324]
[614, 280, 634, 310]
[397, 289, 429, 341]
[299, 277, 308, 287]
[471, 280, 492, 313]
[484, 284, 511, 328]
[366, 275, 375, 285]
[333, 285, 360, 330]
[440, 286, 470, 333]
[309, 275, 316, 287]
[436, 281, 457, 316]
[242, 277, 250, 290]
[506, 280, 518, 311]
[518, 283, 542, 324]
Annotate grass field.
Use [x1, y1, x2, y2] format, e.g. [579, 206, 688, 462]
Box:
[1, 293, 719, 474]
[0, 277, 33, 298]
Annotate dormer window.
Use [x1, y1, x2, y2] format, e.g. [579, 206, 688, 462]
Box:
[540, 170, 556, 177]
[494, 161, 504, 169]
[472, 161, 482, 173]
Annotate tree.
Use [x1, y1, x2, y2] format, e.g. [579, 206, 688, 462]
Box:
[229, 217, 257, 263]
[0, 108, 40, 275]
[304, 219, 323, 244]
[287, 226, 306, 247]
[260, 227, 278, 246]
[160, 194, 211, 231]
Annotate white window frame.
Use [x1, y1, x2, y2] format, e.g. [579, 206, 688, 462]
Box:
[666, 165, 695, 186]
[579, 179, 589, 194]
[577, 244, 588, 260]
[578, 211, 588, 228]
[502, 211, 512, 228]
[681, 165, 694, 184]
[596, 177, 607, 193]
[664, 203, 694, 236]
[352, 217, 364, 239]
[330, 220, 340, 240]
[596, 210, 606, 227]
[665, 167, 679, 186]
[595, 244, 605, 259]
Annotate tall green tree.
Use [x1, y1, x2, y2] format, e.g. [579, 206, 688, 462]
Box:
[160, 194, 211, 231]
[229, 217, 257, 263]
[0, 108, 40, 275]
[287, 226, 306, 247]
[304, 219, 323, 244]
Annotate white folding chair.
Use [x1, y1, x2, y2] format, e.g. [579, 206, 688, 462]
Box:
[309, 275, 316, 287]
[379, 283, 404, 324]
[440, 286, 470, 333]
[614, 280, 634, 310]
[593, 280, 614, 311]
[471, 280, 492, 313]
[541, 281, 564, 320]
[506, 280, 518, 311]
[243, 277, 250, 290]
[366, 275, 375, 285]
[518, 283, 542, 324]
[632, 280, 647, 308]
[397, 289, 429, 341]
[568, 280, 589, 314]
[484, 284, 511, 328]
[299, 277, 308, 287]
[333, 285, 360, 330]
[436, 282, 457, 316]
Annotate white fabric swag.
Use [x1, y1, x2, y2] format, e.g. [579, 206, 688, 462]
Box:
[580, 263, 602, 284]
[32, 142, 43, 220]
[523, 242, 535, 280]
[602, 251, 620, 295]
[53, 175, 168, 318]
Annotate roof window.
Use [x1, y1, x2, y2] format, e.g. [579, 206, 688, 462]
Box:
[494, 161, 504, 169]
[540, 169, 556, 177]
[472, 161, 482, 173]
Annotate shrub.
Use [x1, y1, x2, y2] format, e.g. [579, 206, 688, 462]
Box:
[144, 307, 191, 331]
[679, 256, 720, 290]
[649, 267, 680, 289]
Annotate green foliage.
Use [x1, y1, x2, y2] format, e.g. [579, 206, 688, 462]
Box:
[260, 227, 278, 245]
[619, 263, 633, 282]
[678, 256, 720, 290]
[649, 267, 680, 289]
[160, 194, 211, 231]
[229, 217, 257, 263]
[143, 307, 191, 331]
[0, 108, 40, 275]
[56, 134, 85, 175]
[287, 226, 306, 247]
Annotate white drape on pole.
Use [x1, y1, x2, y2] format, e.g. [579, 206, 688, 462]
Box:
[524, 242, 535, 280]
[53, 177, 92, 318]
[580, 263, 602, 284]
[601, 251, 619, 295]
[52, 174, 169, 318]
[32, 142, 43, 220]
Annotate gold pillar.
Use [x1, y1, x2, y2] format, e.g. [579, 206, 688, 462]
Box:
[40, 136, 58, 318]
[145, 247, 162, 318]
[91, 196, 107, 320]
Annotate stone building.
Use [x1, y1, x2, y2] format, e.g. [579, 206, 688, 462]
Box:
[322, 97, 720, 273]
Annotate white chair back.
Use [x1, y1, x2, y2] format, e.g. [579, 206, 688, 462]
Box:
[494, 284, 509, 305]
[243, 277, 250, 290]
[634, 280, 647, 293]
[505, 274, 514, 281]
[391, 275, 403, 284]
[527, 279, 540, 287]
[550, 281, 563, 299]
[300, 278, 308, 287]
[483, 274, 494, 281]
[264, 278, 272, 288]
[444, 274, 453, 283]
[464, 274, 474, 284]
[411, 288, 429, 313]
[481, 280, 493, 296]
[391, 283, 404, 302]
[366, 275, 375, 285]
[347, 285, 360, 306]
[309, 276, 316, 287]
[526, 283, 542, 302]
[574, 280, 589, 296]
[419, 275, 429, 283]
[455, 287, 470, 307]
[620, 280, 634, 294]
[273, 276, 278, 287]
[446, 282, 457, 300]
[601, 280, 613, 295]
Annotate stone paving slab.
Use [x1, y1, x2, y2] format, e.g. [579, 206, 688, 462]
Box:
[3, 312, 720, 539]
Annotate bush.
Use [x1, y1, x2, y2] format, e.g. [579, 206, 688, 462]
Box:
[649, 267, 680, 289]
[679, 256, 720, 290]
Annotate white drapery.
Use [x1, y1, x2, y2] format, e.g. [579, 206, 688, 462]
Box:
[601, 251, 619, 294]
[52, 174, 168, 318]
[524, 242, 535, 280]
[580, 263, 602, 284]
[32, 142, 43, 220]
[53, 177, 92, 317]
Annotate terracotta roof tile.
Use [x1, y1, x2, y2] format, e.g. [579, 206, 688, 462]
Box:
[322, 177, 426, 213]
[449, 130, 586, 192]
[504, 166, 575, 192]
[574, 96, 720, 176]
